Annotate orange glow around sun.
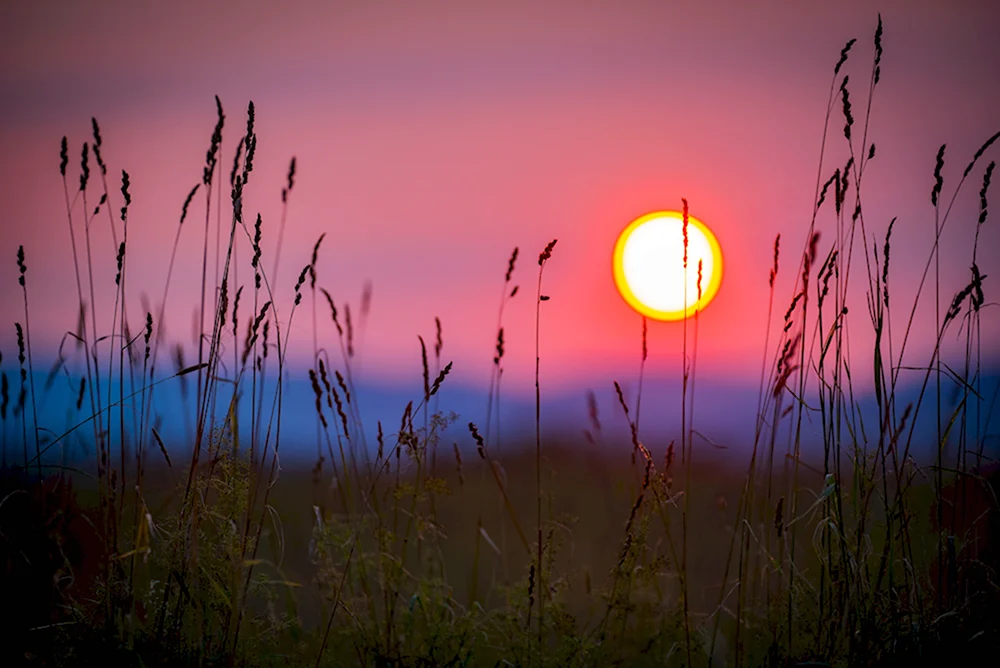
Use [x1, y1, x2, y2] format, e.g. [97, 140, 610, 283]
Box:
[613, 210, 723, 321]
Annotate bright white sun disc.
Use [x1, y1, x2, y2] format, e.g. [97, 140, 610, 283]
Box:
[612, 211, 723, 321]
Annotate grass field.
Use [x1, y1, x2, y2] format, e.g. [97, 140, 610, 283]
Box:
[1, 17, 999, 666]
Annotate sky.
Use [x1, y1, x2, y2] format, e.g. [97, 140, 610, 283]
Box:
[1, 0, 998, 459]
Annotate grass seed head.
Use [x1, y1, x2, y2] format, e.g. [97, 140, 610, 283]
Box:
[309, 369, 328, 429]
[505, 246, 519, 282]
[120, 170, 131, 221]
[770, 233, 780, 287]
[586, 390, 601, 433]
[15, 323, 25, 369]
[682, 198, 689, 268]
[697, 258, 703, 301]
[613, 381, 627, 416]
[641, 316, 647, 361]
[93, 144, 106, 177]
[115, 242, 125, 285]
[282, 156, 296, 203]
[331, 384, 349, 436]
[376, 421, 385, 462]
[180, 184, 200, 226]
[419, 335, 430, 398]
[321, 288, 343, 336]
[218, 279, 230, 329]
[232, 286, 243, 333]
[963, 130, 1000, 179]
[318, 358, 332, 396]
[59, 137, 68, 177]
[527, 563, 536, 613]
[334, 370, 350, 403]
[971, 262, 986, 312]
[91, 118, 107, 173]
[932, 144, 946, 206]
[839, 76, 854, 140]
[429, 362, 452, 397]
[16, 245, 26, 287]
[882, 218, 896, 306]
[230, 136, 244, 188]
[453, 442, 464, 486]
[817, 169, 838, 212]
[203, 95, 225, 186]
[309, 234, 325, 288]
[241, 102, 256, 185]
[252, 213, 263, 271]
[494, 327, 504, 365]
[345, 303, 354, 357]
[468, 422, 486, 459]
[980, 161, 995, 224]
[839, 157, 853, 203]
[79, 142, 90, 192]
[873, 15, 883, 84]
[819, 249, 838, 303]
[834, 38, 856, 75]
[294, 264, 310, 305]
[538, 239, 557, 266]
[144, 313, 153, 362]
[361, 281, 373, 318]
[434, 316, 443, 360]
[400, 401, 413, 434]
[90, 117, 102, 147]
[152, 428, 171, 467]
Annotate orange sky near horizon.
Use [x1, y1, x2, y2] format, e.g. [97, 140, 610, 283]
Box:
[1, 0, 999, 399]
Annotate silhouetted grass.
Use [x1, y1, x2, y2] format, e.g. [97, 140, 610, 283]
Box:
[1, 16, 999, 667]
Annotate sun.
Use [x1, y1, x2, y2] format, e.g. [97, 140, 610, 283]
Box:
[612, 210, 723, 321]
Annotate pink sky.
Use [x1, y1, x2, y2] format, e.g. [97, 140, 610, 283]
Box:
[1, 0, 998, 402]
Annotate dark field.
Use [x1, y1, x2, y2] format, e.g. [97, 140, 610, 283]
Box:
[3, 432, 998, 666]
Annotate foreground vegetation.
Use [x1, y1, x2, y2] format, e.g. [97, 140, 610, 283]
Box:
[1, 18, 998, 666]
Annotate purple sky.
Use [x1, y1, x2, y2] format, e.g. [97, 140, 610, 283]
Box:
[1, 0, 998, 456]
